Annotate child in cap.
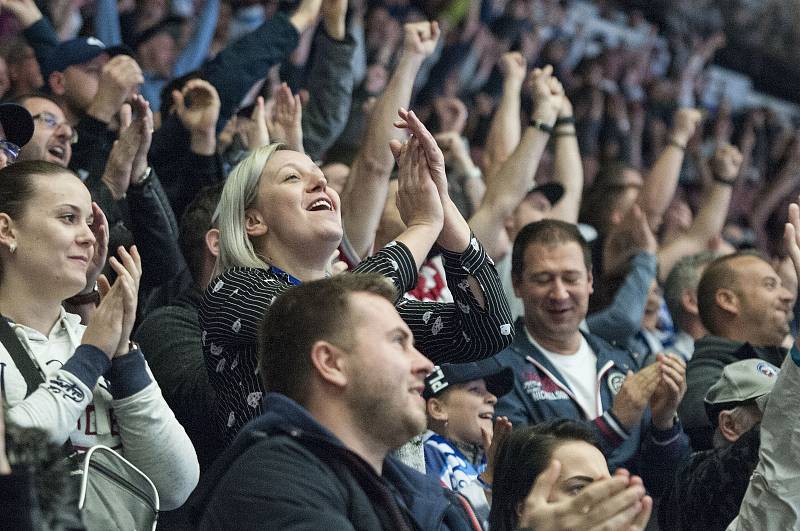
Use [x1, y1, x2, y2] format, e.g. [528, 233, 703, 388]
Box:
[423, 358, 513, 530]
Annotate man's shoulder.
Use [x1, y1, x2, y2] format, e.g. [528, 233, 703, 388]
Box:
[583, 331, 641, 368]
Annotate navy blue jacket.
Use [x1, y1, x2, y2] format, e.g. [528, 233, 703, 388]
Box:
[495, 319, 690, 495]
[190, 393, 481, 531]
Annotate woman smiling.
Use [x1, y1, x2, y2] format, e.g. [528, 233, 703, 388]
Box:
[202, 110, 514, 444]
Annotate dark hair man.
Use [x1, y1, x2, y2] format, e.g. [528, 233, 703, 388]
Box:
[496, 219, 690, 495]
[192, 273, 483, 530]
[679, 251, 793, 450]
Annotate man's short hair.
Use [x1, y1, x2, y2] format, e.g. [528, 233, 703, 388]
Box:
[696, 251, 764, 334]
[664, 251, 718, 326]
[511, 219, 591, 280]
[258, 273, 397, 405]
[179, 183, 223, 282]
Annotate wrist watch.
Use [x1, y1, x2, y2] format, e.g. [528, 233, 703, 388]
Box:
[130, 166, 152, 188]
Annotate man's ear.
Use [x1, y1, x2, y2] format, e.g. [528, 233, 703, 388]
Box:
[244, 208, 268, 238]
[0, 213, 17, 251]
[587, 268, 594, 296]
[717, 410, 741, 444]
[48, 71, 66, 96]
[426, 397, 448, 422]
[681, 289, 699, 316]
[309, 340, 347, 389]
[715, 288, 740, 316]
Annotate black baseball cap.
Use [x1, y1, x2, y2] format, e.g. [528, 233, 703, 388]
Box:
[0, 103, 34, 148]
[424, 358, 513, 399]
[526, 182, 564, 206]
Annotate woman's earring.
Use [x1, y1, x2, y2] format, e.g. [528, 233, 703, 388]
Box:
[8, 242, 16, 254]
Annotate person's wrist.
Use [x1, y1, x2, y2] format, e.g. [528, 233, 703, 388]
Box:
[86, 96, 118, 125]
[323, 16, 346, 40]
[101, 176, 126, 201]
[712, 171, 737, 185]
[531, 108, 558, 127]
[190, 129, 216, 155]
[130, 166, 152, 187]
[652, 413, 676, 430]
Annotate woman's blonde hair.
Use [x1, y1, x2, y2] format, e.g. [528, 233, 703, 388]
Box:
[213, 143, 285, 275]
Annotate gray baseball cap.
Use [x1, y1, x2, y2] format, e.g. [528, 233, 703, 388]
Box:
[704, 359, 779, 424]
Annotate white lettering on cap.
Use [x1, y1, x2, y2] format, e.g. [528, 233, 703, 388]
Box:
[428, 366, 449, 394]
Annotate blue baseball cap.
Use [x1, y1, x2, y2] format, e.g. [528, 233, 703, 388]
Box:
[424, 358, 513, 399]
[41, 37, 132, 79]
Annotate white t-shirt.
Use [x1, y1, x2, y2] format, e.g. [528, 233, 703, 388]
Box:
[526, 329, 599, 419]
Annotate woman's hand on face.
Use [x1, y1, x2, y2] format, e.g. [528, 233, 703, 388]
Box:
[480, 416, 512, 487]
[83, 202, 108, 295]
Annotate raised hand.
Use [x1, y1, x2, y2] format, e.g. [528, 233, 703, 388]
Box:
[0, 0, 43, 28]
[784, 201, 800, 295]
[321, 0, 347, 40]
[172, 78, 221, 135]
[87, 55, 144, 124]
[106, 246, 142, 356]
[518, 463, 652, 531]
[101, 96, 151, 200]
[82, 275, 125, 360]
[480, 416, 512, 487]
[129, 95, 153, 184]
[237, 96, 270, 150]
[82, 202, 109, 295]
[499, 52, 527, 89]
[266, 83, 303, 152]
[670, 108, 703, 147]
[528, 65, 565, 127]
[649, 353, 687, 429]
[710, 143, 743, 183]
[402, 21, 441, 59]
[433, 97, 468, 135]
[390, 134, 443, 232]
[610, 364, 660, 430]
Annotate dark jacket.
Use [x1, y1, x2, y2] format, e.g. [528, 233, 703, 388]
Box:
[189, 393, 481, 531]
[679, 336, 785, 450]
[659, 427, 760, 531]
[495, 319, 689, 495]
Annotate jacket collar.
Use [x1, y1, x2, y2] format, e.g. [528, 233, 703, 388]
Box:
[509, 317, 634, 373]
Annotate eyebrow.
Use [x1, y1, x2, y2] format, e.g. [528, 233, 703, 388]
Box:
[564, 475, 595, 483]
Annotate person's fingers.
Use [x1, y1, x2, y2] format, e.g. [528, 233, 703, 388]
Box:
[171, 89, 185, 113]
[587, 499, 642, 531]
[97, 274, 112, 298]
[119, 103, 132, 131]
[527, 459, 561, 505]
[129, 245, 142, 278]
[583, 484, 645, 528]
[389, 139, 403, 161]
[630, 495, 653, 531]
[568, 475, 630, 515]
[480, 426, 492, 451]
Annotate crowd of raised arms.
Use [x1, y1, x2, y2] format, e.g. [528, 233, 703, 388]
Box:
[0, 0, 799, 529]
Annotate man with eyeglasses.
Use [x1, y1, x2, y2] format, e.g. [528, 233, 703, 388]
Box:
[0, 103, 34, 169]
[14, 94, 75, 167]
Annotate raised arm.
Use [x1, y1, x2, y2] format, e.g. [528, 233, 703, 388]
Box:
[468, 65, 563, 261]
[657, 144, 741, 283]
[480, 52, 526, 180]
[549, 93, 583, 223]
[639, 108, 702, 231]
[340, 21, 440, 260]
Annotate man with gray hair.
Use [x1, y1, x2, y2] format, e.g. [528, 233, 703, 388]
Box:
[663, 251, 719, 361]
[660, 359, 778, 531]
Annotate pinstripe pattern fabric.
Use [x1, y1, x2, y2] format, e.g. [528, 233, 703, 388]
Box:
[200, 238, 514, 444]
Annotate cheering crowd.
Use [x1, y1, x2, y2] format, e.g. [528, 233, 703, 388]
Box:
[0, 0, 799, 529]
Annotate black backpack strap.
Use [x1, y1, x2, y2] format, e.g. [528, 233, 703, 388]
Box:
[0, 316, 44, 397]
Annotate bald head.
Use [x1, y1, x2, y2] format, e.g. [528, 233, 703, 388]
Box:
[697, 252, 793, 346]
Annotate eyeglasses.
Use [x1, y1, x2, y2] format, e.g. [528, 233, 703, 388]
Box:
[31, 112, 79, 144]
[0, 140, 20, 164]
